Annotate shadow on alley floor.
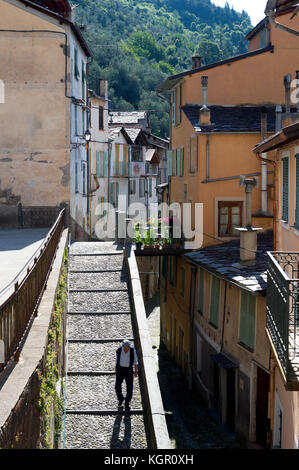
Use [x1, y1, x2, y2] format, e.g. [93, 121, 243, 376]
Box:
[145, 292, 238, 450]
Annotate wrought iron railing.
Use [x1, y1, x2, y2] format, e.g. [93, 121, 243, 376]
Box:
[0, 209, 65, 374]
[267, 252, 299, 384]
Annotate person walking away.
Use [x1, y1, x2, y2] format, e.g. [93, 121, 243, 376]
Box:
[115, 339, 138, 411]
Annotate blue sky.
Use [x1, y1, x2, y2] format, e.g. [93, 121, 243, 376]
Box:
[213, 1, 266, 26]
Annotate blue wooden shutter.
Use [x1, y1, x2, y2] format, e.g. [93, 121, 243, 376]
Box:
[295, 154, 299, 228]
[282, 157, 289, 223]
[210, 276, 220, 328]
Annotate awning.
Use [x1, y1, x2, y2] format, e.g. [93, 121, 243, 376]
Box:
[211, 352, 239, 369]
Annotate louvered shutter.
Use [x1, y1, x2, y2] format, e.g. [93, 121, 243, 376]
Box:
[210, 276, 220, 328]
[172, 88, 176, 126]
[104, 150, 108, 177]
[198, 269, 204, 315]
[240, 291, 256, 351]
[295, 155, 299, 227]
[167, 150, 172, 177]
[96, 151, 100, 177]
[180, 147, 184, 177]
[172, 149, 177, 177]
[282, 157, 289, 223]
[177, 148, 181, 177]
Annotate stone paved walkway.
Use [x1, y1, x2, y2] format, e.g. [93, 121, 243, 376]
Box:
[64, 242, 149, 449]
[146, 293, 238, 449]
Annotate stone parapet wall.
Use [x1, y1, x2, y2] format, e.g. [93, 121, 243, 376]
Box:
[0, 229, 68, 449]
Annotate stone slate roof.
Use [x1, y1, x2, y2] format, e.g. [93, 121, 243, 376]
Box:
[109, 111, 147, 126]
[184, 231, 273, 293]
[124, 127, 142, 143]
[182, 104, 278, 133]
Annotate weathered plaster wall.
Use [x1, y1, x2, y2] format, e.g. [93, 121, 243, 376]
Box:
[0, 0, 70, 226]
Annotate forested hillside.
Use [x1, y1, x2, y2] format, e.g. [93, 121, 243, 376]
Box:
[73, 0, 253, 137]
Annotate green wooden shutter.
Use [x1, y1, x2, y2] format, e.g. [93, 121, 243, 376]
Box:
[104, 150, 108, 177]
[82, 61, 85, 100]
[210, 276, 220, 328]
[96, 151, 100, 177]
[295, 155, 299, 228]
[198, 269, 204, 314]
[149, 178, 152, 197]
[177, 85, 181, 125]
[181, 147, 184, 177]
[172, 88, 176, 126]
[82, 109, 85, 135]
[167, 150, 172, 177]
[75, 105, 78, 135]
[172, 149, 177, 177]
[177, 148, 181, 177]
[240, 291, 256, 351]
[282, 157, 289, 223]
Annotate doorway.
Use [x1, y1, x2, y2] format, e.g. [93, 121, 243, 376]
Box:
[226, 368, 236, 432]
[256, 366, 270, 448]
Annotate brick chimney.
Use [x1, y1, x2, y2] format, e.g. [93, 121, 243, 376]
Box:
[236, 177, 262, 267]
[200, 76, 211, 126]
[192, 56, 202, 70]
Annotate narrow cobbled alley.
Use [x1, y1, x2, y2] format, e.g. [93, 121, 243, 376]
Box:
[146, 295, 238, 449]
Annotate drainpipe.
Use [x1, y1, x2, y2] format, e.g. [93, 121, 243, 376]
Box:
[261, 109, 268, 214]
[206, 134, 210, 181]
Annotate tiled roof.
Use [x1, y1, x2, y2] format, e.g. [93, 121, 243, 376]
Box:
[182, 104, 278, 133]
[184, 231, 273, 293]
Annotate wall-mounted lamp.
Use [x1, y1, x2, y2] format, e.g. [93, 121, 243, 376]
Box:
[84, 129, 91, 142]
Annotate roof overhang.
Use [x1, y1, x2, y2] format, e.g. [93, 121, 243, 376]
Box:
[253, 121, 299, 153]
[156, 45, 274, 93]
[17, 0, 92, 57]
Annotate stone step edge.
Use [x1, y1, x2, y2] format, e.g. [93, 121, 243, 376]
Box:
[65, 409, 144, 416]
[68, 338, 134, 343]
[69, 270, 126, 273]
[70, 252, 124, 257]
[67, 311, 132, 316]
[67, 371, 115, 376]
[69, 288, 128, 293]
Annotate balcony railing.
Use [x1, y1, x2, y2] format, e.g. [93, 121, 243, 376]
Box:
[267, 251, 299, 389]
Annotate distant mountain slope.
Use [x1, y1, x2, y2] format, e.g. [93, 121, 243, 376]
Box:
[73, 0, 253, 137]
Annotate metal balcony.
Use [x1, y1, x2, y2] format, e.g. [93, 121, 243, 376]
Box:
[266, 252, 299, 390]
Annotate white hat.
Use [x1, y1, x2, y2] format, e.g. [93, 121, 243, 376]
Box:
[122, 339, 131, 347]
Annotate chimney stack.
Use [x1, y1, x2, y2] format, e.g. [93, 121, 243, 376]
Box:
[192, 56, 202, 70]
[99, 79, 108, 100]
[275, 104, 283, 132]
[236, 177, 262, 267]
[199, 76, 211, 126]
[284, 73, 292, 114]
